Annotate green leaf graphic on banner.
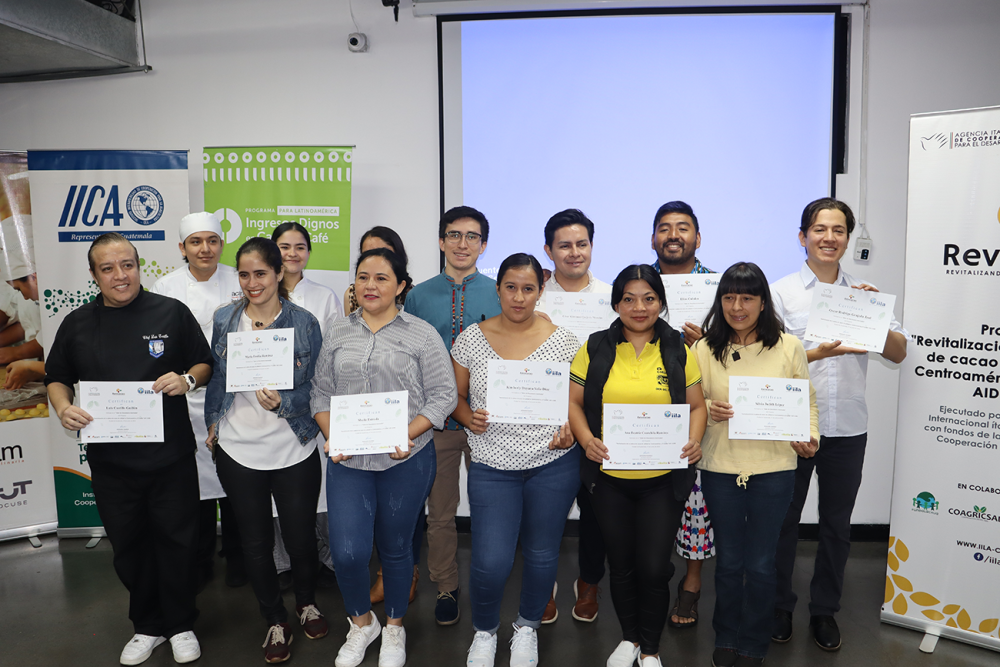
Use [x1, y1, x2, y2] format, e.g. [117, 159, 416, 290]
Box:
[817, 302, 828, 309]
[609, 425, 622, 434]
[87, 401, 99, 409]
[335, 414, 347, 422]
[735, 395, 747, 404]
[231, 351, 241, 358]
[975, 505, 986, 513]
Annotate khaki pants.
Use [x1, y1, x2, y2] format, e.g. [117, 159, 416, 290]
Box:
[426, 428, 472, 592]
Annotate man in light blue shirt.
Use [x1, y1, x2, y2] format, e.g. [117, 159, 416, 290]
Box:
[403, 206, 501, 625]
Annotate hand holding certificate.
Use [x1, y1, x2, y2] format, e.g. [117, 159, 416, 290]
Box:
[329, 390, 409, 456]
[729, 376, 810, 441]
[804, 284, 897, 352]
[486, 360, 570, 426]
[226, 328, 295, 392]
[603, 403, 690, 470]
[79, 381, 164, 443]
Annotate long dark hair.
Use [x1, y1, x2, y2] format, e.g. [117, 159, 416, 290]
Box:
[236, 237, 290, 301]
[610, 264, 668, 316]
[702, 262, 783, 365]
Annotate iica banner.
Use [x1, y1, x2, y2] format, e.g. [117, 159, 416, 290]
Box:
[203, 146, 353, 295]
[27, 150, 189, 535]
[0, 151, 57, 540]
[883, 107, 1000, 652]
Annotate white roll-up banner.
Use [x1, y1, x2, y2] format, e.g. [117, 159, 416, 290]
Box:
[28, 150, 190, 537]
[883, 107, 1000, 652]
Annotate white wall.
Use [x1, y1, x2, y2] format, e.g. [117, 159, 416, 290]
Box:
[0, 0, 444, 284]
[2, 0, 999, 522]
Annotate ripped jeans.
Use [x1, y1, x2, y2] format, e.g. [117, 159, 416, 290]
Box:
[326, 441, 436, 620]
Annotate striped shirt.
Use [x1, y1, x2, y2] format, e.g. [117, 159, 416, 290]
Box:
[310, 308, 458, 471]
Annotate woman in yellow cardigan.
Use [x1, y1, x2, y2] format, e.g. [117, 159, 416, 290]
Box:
[691, 262, 819, 667]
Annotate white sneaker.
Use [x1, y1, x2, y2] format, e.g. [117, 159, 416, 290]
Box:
[467, 631, 498, 667]
[606, 640, 640, 667]
[378, 625, 406, 667]
[509, 624, 538, 667]
[168, 631, 201, 664]
[120, 634, 166, 665]
[639, 656, 663, 667]
[335, 615, 382, 667]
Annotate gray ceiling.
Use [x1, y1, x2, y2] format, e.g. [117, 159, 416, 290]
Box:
[0, 0, 146, 84]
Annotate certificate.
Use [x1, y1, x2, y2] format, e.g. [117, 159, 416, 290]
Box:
[79, 381, 164, 443]
[486, 360, 570, 426]
[330, 390, 409, 456]
[660, 274, 720, 328]
[729, 376, 810, 441]
[226, 328, 295, 392]
[543, 292, 616, 342]
[602, 403, 690, 470]
[804, 284, 896, 352]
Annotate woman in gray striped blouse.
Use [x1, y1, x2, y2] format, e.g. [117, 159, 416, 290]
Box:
[310, 248, 457, 667]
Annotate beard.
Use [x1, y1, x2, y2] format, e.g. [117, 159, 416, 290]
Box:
[657, 241, 695, 266]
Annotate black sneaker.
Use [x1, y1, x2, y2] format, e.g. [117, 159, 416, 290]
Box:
[435, 587, 461, 626]
[771, 609, 792, 643]
[711, 648, 738, 667]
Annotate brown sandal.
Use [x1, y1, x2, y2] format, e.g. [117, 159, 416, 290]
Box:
[668, 577, 700, 628]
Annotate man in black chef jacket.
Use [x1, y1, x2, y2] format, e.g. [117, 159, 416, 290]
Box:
[46, 232, 213, 666]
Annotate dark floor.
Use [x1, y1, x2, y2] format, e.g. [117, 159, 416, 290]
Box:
[1, 534, 997, 667]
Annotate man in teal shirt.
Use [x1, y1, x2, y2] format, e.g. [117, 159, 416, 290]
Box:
[404, 206, 500, 625]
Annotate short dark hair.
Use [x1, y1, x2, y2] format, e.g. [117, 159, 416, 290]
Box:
[236, 237, 289, 301]
[87, 232, 138, 272]
[356, 247, 411, 293]
[653, 201, 699, 234]
[360, 226, 409, 268]
[799, 198, 855, 236]
[544, 209, 594, 248]
[702, 262, 783, 365]
[440, 206, 489, 244]
[271, 222, 312, 251]
[610, 264, 668, 316]
[497, 253, 544, 288]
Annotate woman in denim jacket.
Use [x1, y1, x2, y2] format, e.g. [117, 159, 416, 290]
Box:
[204, 237, 326, 663]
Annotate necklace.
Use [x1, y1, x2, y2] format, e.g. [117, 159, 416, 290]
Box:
[729, 341, 754, 361]
[250, 307, 282, 329]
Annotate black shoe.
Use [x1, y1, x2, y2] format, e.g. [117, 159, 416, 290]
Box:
[771, 609, 792, 643]
[810, 615, 841, 651]
[711, 648, 739, 667]
[317, 564, 338, 589]
[734, 656, 764, 667]
[277, 570, 293, 592]
[225, 560, 248, 588]
[434, 587, 461, 626]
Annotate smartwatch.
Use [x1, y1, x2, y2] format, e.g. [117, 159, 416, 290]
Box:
[182, 373, 197, 394]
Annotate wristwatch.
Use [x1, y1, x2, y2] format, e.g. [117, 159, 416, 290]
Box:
[182, 373, 197, 394]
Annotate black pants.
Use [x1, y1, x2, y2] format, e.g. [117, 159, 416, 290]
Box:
[216, 446, 321, 625]
[590, 473, 685, 656]
[89, 454, 200, 638]
[196, 497, 244, 580]
[576, 483, 607, 585]
[774, 433, 867, 616]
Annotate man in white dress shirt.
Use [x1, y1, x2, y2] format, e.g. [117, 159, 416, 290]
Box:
[536, 209, 611, 624]
[770, 198, 908, 651]
[151, 211, 245, 588]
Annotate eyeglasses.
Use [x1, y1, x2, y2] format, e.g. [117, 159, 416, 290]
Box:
[443, 231, 482, 244]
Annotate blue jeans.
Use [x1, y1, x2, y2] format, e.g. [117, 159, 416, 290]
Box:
[326, 441, 436, 620]
[700, 469, 795, 660]
[468, 447, 581, 634]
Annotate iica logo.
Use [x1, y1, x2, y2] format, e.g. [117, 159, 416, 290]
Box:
[215, 208, 243, 244]
[58, 185, 124, 227]
[126, 186, 164, 225]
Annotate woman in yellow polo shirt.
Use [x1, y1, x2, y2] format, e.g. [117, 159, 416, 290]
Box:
[691, 262, 818, 667]
[568, 264, 707, 667]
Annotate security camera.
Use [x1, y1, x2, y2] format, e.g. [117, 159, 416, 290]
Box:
[348, 33, 368, 53]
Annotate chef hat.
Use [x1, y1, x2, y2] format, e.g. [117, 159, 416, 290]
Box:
[0, 216, 34, 280]
[179, 211, 223, 242]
